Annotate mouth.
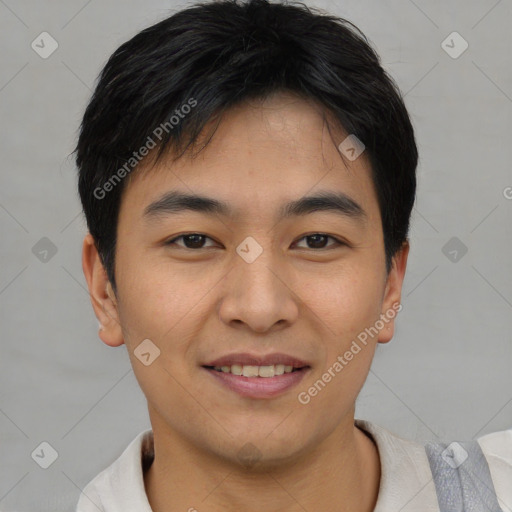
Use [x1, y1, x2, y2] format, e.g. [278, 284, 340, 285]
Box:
[202, 364, 307, 377]
[201, 355, 311, 398]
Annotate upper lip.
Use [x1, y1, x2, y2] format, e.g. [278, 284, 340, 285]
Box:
[203, 352, 311, 368]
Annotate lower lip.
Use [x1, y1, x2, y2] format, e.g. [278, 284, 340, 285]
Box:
[203, 367, 310, 399]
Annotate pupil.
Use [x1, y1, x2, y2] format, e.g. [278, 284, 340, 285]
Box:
[308, 234, 327, 248]
[184, 234, 204, 248]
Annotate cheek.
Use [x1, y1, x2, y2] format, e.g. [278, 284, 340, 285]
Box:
[301, 267, 383, 340]
[296, 275, 380, 414]
[115, 257, 221, 383]
[115, 264, 203, 403]
[116, 253, 201, 336]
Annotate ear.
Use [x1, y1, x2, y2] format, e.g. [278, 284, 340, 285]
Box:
[378, 240, 409, 344]
[82, 233, 124, 347]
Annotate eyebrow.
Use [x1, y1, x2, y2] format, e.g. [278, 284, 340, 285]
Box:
[143, 190, 367, 224]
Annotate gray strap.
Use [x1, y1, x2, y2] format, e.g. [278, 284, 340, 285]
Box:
[425, 439, 504, 511]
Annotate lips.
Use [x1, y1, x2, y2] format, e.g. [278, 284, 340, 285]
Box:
[201, 352, 312, 398]
[203, 352, 311, 368]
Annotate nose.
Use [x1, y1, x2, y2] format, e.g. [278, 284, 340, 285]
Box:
[218, 244, 299, 333]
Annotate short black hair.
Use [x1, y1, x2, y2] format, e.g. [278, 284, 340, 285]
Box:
[75, 0, 417, 295]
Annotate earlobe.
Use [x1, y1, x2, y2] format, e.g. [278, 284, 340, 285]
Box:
[82, 233, 125, 347]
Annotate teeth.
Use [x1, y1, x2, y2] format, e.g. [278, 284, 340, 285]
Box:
[231, 364, 243, 375]
[258, 365, 274, 377]
[242, 365, 260, 377]
[210, 363, 300, 377]
[274, 364, 285, 375]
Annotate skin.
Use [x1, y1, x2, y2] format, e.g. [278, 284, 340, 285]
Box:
[82, 91, 409, 512]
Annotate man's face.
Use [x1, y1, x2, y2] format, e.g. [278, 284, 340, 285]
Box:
[89, 91, 408, 468]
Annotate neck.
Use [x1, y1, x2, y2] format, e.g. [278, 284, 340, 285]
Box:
[144, 415, 381, 512]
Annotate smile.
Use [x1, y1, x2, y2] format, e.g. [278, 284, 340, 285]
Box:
[205, 364, 303, 377]
[202, 365, 310, 398]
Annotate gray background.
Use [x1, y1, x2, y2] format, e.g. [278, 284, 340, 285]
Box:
[1, 0, 511, 510]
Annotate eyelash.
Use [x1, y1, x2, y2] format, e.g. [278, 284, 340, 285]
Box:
[164, 233, 346, 251]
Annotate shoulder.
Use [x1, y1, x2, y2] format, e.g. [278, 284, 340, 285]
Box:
[75, 429, 154, 512]
[355, 419, 440, 511]
[478, 427, 512, 462]
[425, 426, 512, 510]
[477, 427, 512, 507]
[356, 419, 512, 511]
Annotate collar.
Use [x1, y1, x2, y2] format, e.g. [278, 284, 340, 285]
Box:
[79, 419, 440, 511]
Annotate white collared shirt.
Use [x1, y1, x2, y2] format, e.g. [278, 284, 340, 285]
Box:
[75, 419, 512, 512]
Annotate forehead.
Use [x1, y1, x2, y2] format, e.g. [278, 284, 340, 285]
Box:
[120, 92, 381, 227]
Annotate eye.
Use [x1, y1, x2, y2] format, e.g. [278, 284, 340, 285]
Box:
[165, 233, 218, 249]
[164, 233, 346, 251]
[293, 233, 345, 250]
